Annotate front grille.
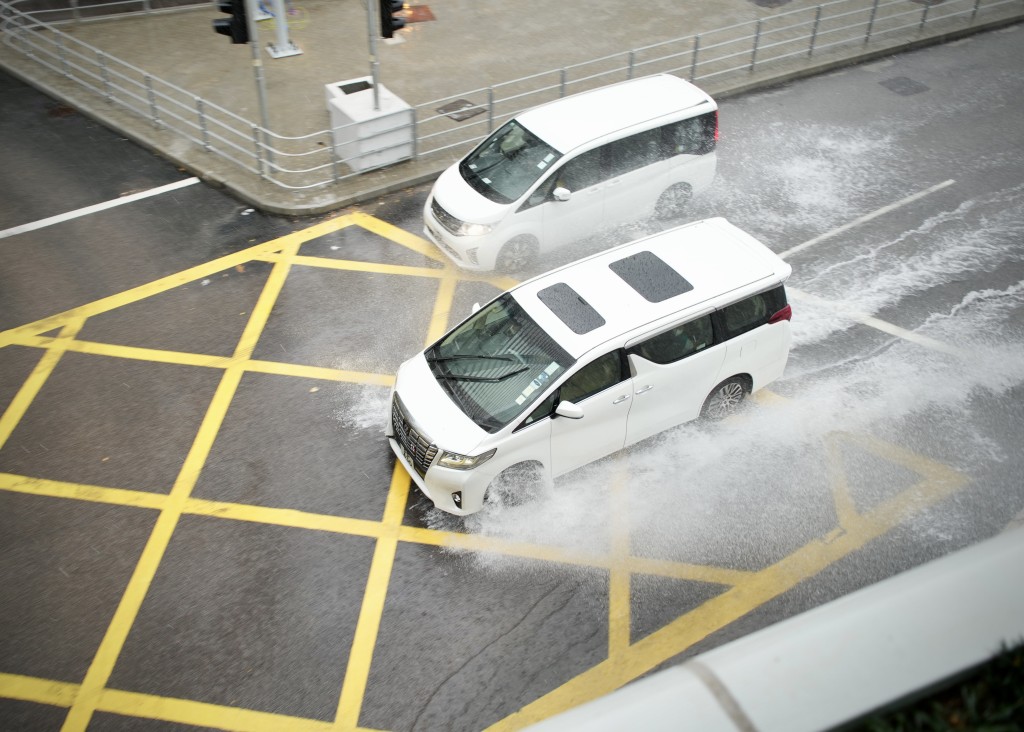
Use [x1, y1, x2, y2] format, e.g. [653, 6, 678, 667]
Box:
[431, 198, 463, 235]
[391, 394, 438, 478]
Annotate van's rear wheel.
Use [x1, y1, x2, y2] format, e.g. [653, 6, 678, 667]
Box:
[701, 376, 750, 420]
[484, 461, 549, 508]
[496, 236, 538, 273]
[655, 183, 693, 220]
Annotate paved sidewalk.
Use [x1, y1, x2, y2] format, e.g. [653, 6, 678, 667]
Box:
[1, 0, 1021, 214]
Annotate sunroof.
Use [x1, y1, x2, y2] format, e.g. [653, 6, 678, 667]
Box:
[609, 250, 693, 302]
[537, 283, 606, 334]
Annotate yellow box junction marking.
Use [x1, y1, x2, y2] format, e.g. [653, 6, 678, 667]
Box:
[0, 213, 969, 732]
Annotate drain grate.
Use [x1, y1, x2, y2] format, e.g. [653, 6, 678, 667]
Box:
[879, 76, 930, 96]
[437, 99, 485, 122]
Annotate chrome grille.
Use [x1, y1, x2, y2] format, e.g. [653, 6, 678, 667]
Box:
[391, 394, 438, 478]
[430, 198, 463, 235]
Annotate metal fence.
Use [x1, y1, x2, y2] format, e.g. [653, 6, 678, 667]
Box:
[1, 0, 1019, 194]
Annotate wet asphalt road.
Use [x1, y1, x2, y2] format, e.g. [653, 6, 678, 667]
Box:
[2, 24, 1023, 731]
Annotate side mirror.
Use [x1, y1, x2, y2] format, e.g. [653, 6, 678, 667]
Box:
[555, 401, 584, 420]
[552, 186, 571, 202]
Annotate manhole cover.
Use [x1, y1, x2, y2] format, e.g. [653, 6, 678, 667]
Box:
[437, 99, 485, 122]
[405, 4, 435, 22]
[879, 76, 930, 96]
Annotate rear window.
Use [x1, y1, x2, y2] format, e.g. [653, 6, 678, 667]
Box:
[720, 285, 788, 339]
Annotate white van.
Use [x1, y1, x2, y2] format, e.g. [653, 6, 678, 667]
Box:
[387, 218, 793, 515]
[423, 74, 718, 272]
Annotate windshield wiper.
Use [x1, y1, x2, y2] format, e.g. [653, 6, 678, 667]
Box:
[427, 354, 514, 364]
[436, 367, 528, 383]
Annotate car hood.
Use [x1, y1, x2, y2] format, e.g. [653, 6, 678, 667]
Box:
[431, 163, 510, 226]
[394, 352, 489, 455]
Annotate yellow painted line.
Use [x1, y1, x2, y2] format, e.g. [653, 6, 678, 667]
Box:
[245, 360, 395, 387]
[258, 252, 448, 280]
[425, 273, 459, 345]
[490, 434, 970, 730]
[0, 673, 78, 708]
[61, 242, 301, 731]
[825, 432, 860, 529]
[398, 524, 611, 568]
[98, 689, 336, 732]
[348, 212, 448, 264]
[608, 468, 632, 660]
[0, 318, 84, 450]
[625, 557, 752, 587]
[334, 466, 410, 730]
[184, 498, 384, 540]
[0, 473, 168, 511]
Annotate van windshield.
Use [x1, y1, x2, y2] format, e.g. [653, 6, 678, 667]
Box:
[459, 120, 561, 205]
[427, 294, 574, 432]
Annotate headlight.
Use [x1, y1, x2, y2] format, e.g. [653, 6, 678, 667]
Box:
[438, 448, 496, 470]
[456, 221, 492, 236]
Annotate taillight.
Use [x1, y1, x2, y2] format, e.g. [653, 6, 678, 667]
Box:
[714, 110, 720, 142]
[768, 304, 792, 324]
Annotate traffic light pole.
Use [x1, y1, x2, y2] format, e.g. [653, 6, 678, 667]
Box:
[246, 0, 274, 164]
[366, 0, 381, 111]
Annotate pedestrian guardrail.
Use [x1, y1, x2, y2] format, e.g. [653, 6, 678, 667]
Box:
[1, 0, 1019, 194]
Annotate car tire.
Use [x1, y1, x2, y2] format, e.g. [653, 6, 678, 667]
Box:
[496, 236, 538, 273]
[701, 376, 750, 420]
[484, 461, 550, 508]
[655, 183, 693, 220]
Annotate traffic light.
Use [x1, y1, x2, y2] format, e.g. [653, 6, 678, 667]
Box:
[379, 0, 405, 38]
[213, 0, 249, 44]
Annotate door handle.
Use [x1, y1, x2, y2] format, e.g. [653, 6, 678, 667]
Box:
[612, 394, 631, 404]
[635, 385, 654, 395]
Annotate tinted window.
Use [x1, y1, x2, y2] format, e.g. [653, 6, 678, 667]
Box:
[719, 285, 787, 339]
[664, 111, 717, 156]
[460, 120, 562, 205]
[603, 128, 664, 178]
[559, 351, 626, 404]
[427, 293, 575, 432]
[632, 315, 713, 364]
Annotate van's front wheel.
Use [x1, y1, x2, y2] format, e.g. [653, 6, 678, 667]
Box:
[701, 376, 750, 420]
[655, 183, 693, 220]
[496, 236, 538, 273]
[484, 461, 550, 508]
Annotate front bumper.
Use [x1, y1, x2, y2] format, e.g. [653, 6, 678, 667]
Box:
[387, 436, 488, 515]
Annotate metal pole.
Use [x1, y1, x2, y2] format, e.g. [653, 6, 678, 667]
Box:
[145, 74, 161, 127]
[919, 1, 930, 29]
[559, 68, 567, 97]
[750, 19, 762, 71]
[197, 98, 211, 151]
[367, 0, 380, 111]
[690, 34, 700, 82]
[98, 51, 112, 102]
[971, 0, 980, 23]
[627, 50, 635, 79]
[266, 0, 301, 57]
[865, 0, 880, 43]
[252, 124, 265, 178]
[329, 123, 341, 182]
[487, 87, 494, 132]
[245, 0, 274, 166]
[410, 107, 418, 159]
[809, 6, 822, 57]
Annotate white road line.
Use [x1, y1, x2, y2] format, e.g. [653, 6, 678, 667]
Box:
[789, 288, 965, 357]
[778, 179, 956, 260]
[0, 177, 201, 240]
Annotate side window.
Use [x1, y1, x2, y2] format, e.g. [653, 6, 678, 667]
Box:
[631, 315, 713, 364]
[559, 351, 626, 404]
[520, 148, 604, 210]
[519, 390, 560, 428]
[719, 286, 788, 340]
[664, 112, 717, 156]
[603, 128, 664, 178]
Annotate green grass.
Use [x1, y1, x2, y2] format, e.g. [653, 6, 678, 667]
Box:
[851, 642, 1024, 732]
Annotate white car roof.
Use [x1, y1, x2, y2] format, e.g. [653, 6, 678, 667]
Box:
[512, 218, 792, 360]
[516, 74, 715, 155]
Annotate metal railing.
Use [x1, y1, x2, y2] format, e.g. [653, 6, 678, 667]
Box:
[1, 0, 1019, 194]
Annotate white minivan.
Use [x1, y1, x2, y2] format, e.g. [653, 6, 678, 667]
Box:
[387, 218, 793, 515]
[423, 74, 718, 272]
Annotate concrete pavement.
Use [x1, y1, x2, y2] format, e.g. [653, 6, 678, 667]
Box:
[1, 0, 1022, 214]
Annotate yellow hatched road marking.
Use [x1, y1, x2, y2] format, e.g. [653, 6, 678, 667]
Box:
[0, 211, 975, 732]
